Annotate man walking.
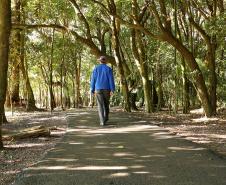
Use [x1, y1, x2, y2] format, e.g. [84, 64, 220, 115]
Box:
[90, 56, 115, 126]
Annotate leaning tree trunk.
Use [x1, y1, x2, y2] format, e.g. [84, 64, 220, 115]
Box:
[131, 29, 153, 113]
[111, 16, 131, 112]
[163, 32, 213, 117]
[189, 20, 218, 115]
[0, 0, 11, 148]
[131, 1, 153, 113]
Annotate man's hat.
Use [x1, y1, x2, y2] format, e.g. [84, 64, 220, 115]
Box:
[98, 56, 106, 62]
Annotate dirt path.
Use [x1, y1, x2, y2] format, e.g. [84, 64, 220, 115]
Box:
[11, 109, 226, 185]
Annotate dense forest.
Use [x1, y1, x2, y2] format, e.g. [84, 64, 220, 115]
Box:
[0, 0, 225, 148]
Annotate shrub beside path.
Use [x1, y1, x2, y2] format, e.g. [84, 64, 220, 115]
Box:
[12, 109, 226, 185]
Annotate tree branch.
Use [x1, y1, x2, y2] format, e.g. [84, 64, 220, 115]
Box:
[12, 23, 116, 65]
[188, 17, 211, 48]
[148, 2, 165, 31]
[159, 0, 171, 31]
[191, 0, 209, 19]
[68, 0, 92, 39]
[91, 0, 110, 14]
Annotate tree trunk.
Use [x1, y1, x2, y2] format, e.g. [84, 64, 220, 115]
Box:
[0, 0, 11, 148]
[155, 51, 164, 110]
[131, 29, 153, 113]
[20, 29, 37, 111]
[64, 82, 71, 109]
[5, 89, 11, 107]
[182, 57, 190, 114]
[162, 32, 213, 116]
[11, 61, 20, 105]
[11, 0, 21, 106]
[60, 32, 66, 110]
[111, 16, 131, 112]
[19, 2, 37, 111]
[207, 40, 217, 115]
[49, 28, 56, 111]
[74, 53, 81, 108]
[131, 0, 154, 113]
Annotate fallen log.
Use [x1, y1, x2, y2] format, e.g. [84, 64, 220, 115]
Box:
[20, 125, 45, 132]
[3, 127, 50, 141]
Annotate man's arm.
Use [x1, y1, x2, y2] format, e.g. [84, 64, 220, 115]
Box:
[90, 68, 96, 94]
[109, 68, 115, 94]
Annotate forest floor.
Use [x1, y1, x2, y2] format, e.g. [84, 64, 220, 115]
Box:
[0, 109, 68, 185]
[0, 107, 226, 185]
[136, 108, 226, 158]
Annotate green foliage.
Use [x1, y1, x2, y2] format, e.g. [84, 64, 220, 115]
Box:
[9, 0, 225, 110]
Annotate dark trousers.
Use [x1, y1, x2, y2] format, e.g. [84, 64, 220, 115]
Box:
[96, 90, 110, 125]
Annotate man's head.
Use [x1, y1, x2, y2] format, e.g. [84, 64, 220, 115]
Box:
[98, 56, 107, 63]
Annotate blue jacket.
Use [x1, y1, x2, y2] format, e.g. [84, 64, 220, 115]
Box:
[90, 64, 115, 93]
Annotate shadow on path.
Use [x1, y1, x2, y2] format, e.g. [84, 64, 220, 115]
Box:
[12, 109, 226, 185]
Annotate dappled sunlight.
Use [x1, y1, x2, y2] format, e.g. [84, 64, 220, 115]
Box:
[107, 172, 130, 178]
[152, 131, 172, 136]
[86, 125, 163, 134]
[32, 116, 64, 121]
[140, 155, 166, 158]
[5, 143, 46, 148]
[208, 134, 226, 139]
[152, 135, 180, 140]
[66, 127, 95, 133]
[129, 165, 145, 169]
[75, 134, 104, 137]
[5, 111, 21, 117]
[190, 108, 204, 114]
[184, 137, 212, 144]
[3, 170, 20, 175]
[66, 124, 164, 135]
[168, 146, 206, 151]
[29, 165, 128, 171]
[80, 112, 91, 115]
[113, 152, 136, 157]
[192, 117, 219, 123]
[46, 158, 79, 162]
[138, 120, 148, 123]
[133, 171, 150, 174]
[67, 112, 90, 115]
[134, 159, 145, 162]
[110, 142, 125, 145]
[69, 142, 85, 145]
[73, 119, 90, 123]
[151, 131, 181, 140]
[94, 145, 120, 149]
[66, 112, 92, 118]
[27, 121, 40, 125]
